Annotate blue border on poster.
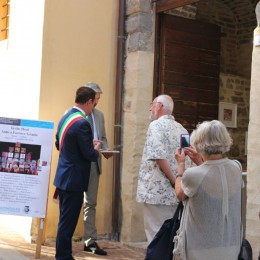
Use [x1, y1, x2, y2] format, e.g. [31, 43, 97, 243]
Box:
[21, 119, 54, 129]
[0, 117, 54, 129]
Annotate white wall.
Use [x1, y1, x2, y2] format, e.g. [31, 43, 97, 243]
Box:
[0, 0, 119, 240]
[0, 0, 45, 119]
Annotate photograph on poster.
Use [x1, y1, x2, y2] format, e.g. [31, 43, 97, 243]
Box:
[218, 102, 237, 128]
[0, 141, 42, 175]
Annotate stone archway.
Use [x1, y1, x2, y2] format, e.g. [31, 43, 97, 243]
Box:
[121, 0, 258, 247]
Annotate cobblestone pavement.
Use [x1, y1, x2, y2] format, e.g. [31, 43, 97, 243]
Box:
[0, 216, 146, 260]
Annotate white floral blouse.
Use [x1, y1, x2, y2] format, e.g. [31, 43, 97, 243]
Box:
[136, 115, 190, 205]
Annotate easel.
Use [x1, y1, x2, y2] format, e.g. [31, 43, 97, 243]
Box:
[35, 218, 45, 258]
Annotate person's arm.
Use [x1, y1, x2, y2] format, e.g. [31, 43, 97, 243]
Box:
[156, 159, 175, 186]
[78, 121, 100, 160]
[174, 148, 188, 201]
[174, 168, 188, 201]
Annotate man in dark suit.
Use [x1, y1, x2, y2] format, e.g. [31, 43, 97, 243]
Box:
[83, 82, 113, 255]
[54, 86, 100, 260]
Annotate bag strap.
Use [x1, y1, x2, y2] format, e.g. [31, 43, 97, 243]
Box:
[173, 201, 183, 218]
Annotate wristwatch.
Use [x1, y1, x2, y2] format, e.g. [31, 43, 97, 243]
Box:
[175, 174, 183, 179]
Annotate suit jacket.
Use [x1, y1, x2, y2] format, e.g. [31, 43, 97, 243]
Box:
[54, 108, 99, 192]
[92, 108, 108, 174]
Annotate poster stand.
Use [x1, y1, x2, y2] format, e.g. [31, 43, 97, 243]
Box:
[35, 218, 44, 258]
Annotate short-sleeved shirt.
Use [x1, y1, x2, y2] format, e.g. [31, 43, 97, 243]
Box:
[180, 158, 242, 260]
[136, 115, 190, 205]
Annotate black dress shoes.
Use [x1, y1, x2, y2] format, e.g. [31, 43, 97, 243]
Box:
[84, 242, 107, 256]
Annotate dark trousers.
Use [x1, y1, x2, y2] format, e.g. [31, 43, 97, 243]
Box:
[55, 189, 83, 260]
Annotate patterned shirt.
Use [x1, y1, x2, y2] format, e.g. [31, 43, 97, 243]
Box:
[136, 115, 190, 205]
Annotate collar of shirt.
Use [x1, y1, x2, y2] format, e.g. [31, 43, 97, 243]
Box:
[73, 106, 85, 116]
[158, 114, 175, 121]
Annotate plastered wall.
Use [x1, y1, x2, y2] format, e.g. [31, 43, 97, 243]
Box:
[38, 0, 119, 240]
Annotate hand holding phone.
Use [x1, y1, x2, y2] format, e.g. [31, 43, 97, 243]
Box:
[180, 134, 190, 148]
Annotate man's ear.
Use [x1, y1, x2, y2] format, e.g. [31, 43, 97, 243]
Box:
[85, 100, 91, 105]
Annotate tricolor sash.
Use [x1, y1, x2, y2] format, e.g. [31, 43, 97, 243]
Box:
[58, 111, 86, 152]
[53, 111, 86, 200]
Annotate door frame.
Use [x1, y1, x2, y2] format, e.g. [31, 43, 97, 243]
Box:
[153, 0, 201, 97]
[155, 0, 200, 13]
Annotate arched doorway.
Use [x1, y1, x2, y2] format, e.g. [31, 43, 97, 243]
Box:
[109, 0, 258, 247]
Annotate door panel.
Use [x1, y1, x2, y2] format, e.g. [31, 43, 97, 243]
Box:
[165, 85, 219, 104]
[156, 14, 221, 132]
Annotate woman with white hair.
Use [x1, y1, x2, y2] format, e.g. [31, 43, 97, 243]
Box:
[174, 120, 242, 260]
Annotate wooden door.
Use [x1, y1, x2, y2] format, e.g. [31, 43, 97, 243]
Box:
[155, 14, 221, 132]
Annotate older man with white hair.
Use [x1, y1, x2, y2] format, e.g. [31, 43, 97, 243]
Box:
[136, 94, 191, 243]
[83, 82, 113, 256]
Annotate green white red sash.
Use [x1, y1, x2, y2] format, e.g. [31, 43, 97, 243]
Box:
[58, 111, 86, 152]
[53, 111, 86, 200]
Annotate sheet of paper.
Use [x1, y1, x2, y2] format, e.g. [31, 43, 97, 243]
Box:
[101, 150, 120, 153]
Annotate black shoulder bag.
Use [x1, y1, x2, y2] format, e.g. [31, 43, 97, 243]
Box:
[145, 201, 183, 260]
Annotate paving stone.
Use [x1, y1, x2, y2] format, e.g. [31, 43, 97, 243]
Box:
[0, 218, 146, 260]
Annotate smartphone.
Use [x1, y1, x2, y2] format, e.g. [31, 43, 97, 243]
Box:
[180, 134, 190, 148]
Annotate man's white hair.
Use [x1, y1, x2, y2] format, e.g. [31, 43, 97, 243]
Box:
[85, 82, 103, 93]
[156, 95, 174, 114]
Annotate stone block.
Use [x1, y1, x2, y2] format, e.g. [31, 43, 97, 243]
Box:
[128, 31, 154, 52]
[126, 13, 153, 34]
[126, 0, 151, 16]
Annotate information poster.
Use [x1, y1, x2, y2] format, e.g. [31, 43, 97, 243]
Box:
[0, 117, 54, 218]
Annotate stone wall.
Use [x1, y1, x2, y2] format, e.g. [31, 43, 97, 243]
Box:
[219, 74, 250, 168]
[165, 4, 197, 19]
[196, 0, 254, 78]
[121, 0, 155, 242]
